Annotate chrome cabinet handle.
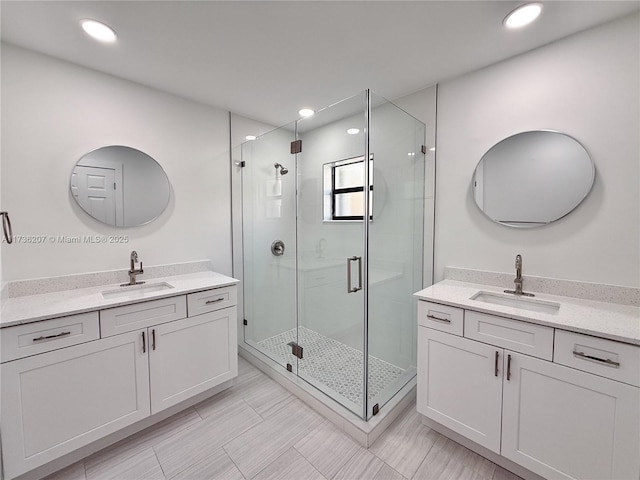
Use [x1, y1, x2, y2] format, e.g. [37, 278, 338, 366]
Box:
[205, 298, 225, 305]
[507, 354, 512, 381]
[1, 211, 12, 244]
[33, 331, 71, 342]
[142, 331, 146, 353]
[427, 314, 451, 324]
[573, 350, 620, 368]
[346, 256, 362, 293]
[494, 351, 499, 377]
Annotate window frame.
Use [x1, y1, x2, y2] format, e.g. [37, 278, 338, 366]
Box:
[323, 155, 373, 222]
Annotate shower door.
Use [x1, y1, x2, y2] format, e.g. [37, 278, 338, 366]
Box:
[240, 89, 427, 420]
[295, 92, 369, 416]
[241, 123, 299, 371]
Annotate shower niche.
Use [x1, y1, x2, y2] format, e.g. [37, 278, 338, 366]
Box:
[238, 90, 431, 421]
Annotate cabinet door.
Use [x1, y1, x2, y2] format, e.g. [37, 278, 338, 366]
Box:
[417, 327, 503, 453]
[1, 331, 150, 480]
[502, 351, 640, 480]
[149, 306, 238, 414]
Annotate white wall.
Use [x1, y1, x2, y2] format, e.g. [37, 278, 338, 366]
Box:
[434, 13, 639, 287]
[1, 44, 232, 281]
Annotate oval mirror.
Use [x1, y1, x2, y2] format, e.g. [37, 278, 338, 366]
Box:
[472, 131, 594, 228]
[70, 146, 170, 227]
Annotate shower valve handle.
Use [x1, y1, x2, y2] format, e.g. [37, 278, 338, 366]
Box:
[271, 240, 285, 257]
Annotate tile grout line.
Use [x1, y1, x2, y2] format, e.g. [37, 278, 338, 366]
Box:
[193, 405, 204, 421]
[368, 409, 434, 480]
[247, 447, 290, 480]
[248, 446, 328, 480]
[221, 445, 248, 480]
[151, 445, 168, 480]
[405, 440, 435, 480]
[217, 398, 266, 449]
[370, 456, 386, 480]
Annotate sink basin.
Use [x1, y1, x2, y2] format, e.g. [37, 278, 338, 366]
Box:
[470, 291, 560, 314]
[102, 282, 174, 299]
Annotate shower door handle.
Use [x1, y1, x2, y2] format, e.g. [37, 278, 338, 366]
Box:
[347, 256, 362, 293]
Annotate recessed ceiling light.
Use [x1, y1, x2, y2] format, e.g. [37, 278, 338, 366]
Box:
[81, 19, 117, 42]
[503, 3, 543, 29]
[298, 108, 315, 118]
[346, 128, 360, 135]
[245, 135, 257, 141]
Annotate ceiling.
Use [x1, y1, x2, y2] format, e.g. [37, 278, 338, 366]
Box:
[2, 1, 638, 126]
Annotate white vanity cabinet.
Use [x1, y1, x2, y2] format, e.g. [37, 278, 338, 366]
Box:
[100, 287, 238, 415]
[417, 299, 640, 480]
[1, 283, 238, 480]
[1, 329, 151, 480]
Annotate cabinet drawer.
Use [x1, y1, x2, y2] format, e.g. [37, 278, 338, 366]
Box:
[1, 312, 99, 363]
[187, 286, 237, 317]
[101, 296, 187, 337]
[465, 311, 554, 360]
[417, 301, 463, 336]
[554, 330, 640, 387]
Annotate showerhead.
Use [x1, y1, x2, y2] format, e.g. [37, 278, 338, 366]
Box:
[274, 163, 289, 175]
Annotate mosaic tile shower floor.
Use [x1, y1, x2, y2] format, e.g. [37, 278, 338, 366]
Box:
[256, 327, 405, 405]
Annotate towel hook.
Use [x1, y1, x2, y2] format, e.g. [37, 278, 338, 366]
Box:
[1, 211, 13, 244]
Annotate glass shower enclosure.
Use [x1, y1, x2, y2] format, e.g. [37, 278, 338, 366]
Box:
[241, 90, 426, 420]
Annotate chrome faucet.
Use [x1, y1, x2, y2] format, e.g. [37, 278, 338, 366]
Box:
[122, 250, 145, 286]
[504, 254, 534, 297]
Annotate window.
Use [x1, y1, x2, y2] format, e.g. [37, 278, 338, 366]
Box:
[323, 155, 373, 221]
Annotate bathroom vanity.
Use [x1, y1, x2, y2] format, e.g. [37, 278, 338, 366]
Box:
[0, 270, 238, 480]
[415, 279, 640, 480]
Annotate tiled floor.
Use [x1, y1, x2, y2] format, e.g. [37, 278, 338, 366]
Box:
[44, 356, 522, 480]
[256, 327, 405, 404]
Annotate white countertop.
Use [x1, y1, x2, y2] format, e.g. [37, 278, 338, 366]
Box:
[0, 271, 239, 328]
[415, 280, 640, 345]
